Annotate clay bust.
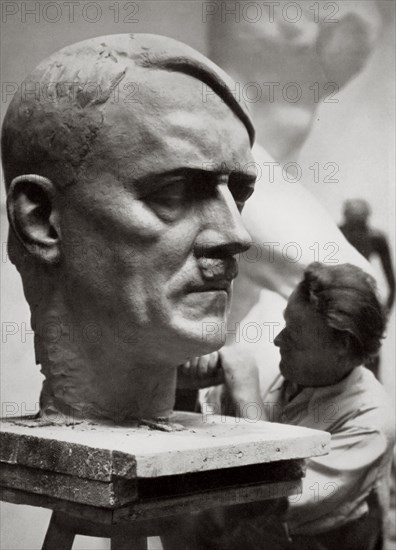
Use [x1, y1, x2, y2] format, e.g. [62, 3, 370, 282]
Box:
[2, 34, 257, 423]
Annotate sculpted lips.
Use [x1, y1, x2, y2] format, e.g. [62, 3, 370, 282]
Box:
[183, 256, 239, 295]
[175, 257, 238, 310]
[198, 256, 239, 283]
[188, 281, 231, 293]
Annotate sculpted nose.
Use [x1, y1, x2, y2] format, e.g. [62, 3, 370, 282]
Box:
[194, 184, 252, 259]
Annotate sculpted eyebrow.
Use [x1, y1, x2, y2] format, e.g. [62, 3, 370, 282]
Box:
[135, 167, 254, 194]
[132, 167, 217, 193]
[132, 167, 256, 198]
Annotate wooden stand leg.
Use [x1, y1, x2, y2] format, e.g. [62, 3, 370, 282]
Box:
[42, 512, 75, 550]
[110, 534, 148, 550]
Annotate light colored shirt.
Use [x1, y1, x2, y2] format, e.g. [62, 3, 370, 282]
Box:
[262, 366, 395, 535]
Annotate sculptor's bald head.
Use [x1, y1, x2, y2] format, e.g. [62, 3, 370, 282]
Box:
[2, 34, 257, 363]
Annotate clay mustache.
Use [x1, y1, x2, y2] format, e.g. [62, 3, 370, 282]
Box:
[194, 256, 238, 289]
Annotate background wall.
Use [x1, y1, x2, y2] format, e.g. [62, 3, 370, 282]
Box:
[1, 1, 394, 549]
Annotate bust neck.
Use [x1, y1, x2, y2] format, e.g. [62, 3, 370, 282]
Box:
[32, 288, 178, 423]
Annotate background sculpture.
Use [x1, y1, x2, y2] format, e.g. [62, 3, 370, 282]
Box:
[208, 0, 383, 161]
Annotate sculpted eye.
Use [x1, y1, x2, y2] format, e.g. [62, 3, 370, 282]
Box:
[145, 180, 188, 222]
[148, 181, 186, 204]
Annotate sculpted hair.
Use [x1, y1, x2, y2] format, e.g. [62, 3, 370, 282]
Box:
[297, 262, 385, 362]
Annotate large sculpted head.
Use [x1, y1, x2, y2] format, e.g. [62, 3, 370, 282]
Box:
[2, 34, 256, 422]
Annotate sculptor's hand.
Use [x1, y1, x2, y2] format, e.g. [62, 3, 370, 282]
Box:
[220, 347, 264, 419]
[178, 348, 264, 421]
[177, 352, 224, 390]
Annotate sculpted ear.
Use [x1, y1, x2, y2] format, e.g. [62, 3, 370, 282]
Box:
[7, 175, 61, 264]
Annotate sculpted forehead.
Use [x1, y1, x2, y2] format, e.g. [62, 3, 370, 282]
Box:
[87, 69, 253, 180]
[2, 33, 254, 189]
